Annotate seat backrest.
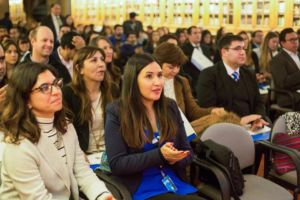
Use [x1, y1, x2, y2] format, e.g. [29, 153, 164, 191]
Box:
[271, 115, 286, 141]
[200, 123, 255, 169]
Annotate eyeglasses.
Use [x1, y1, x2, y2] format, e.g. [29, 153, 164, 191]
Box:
[286, 38, 299, 43]
[225, 46, 246, 52]
[32, 78, 63, 94]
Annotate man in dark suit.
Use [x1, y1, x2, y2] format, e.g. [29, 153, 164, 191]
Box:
[251, 30, 263, 49]
[122, 12, 143, 37]
[181, 26, 212, 93]
[41, 3, 65, 46]
[270, 28, 300, 110]
[197, 34, 268, 128]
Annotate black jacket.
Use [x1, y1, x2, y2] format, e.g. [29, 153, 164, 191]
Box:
[196, 61, 266, 117]
[62, 85, 90, 152]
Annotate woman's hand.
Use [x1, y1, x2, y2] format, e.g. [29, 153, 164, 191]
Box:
[160, 142, 190, 165]
[211, 107, 226, 116]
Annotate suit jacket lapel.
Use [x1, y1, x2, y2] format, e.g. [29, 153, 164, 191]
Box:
[37, 133, 71, 190]
[282, 50, 300, 71]
[218, 62, 233, 108]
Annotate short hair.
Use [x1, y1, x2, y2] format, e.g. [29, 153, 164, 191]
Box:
[113, 24, 122, 30]
[157, 34, 178, 45]
[154, 42, 187, 66]
[219, 34, 244, 50]
[50, 3, 60, 8]
[186, 26, 197, 35]
[60, 31, 79, 49]
[125, 31, 137, 38]
[279, 28, 295, 43]
[251, 30, 263, 38]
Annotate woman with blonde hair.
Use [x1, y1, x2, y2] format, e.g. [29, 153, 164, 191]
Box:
[259, 31, 279, 79]
[62, 46, 113, 161]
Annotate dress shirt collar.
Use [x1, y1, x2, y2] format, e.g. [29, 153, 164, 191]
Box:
[223, 61, 240, 77]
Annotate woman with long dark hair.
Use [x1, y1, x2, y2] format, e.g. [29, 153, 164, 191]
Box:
[105, 53, 205, 200]
[62, 47, 113, 161]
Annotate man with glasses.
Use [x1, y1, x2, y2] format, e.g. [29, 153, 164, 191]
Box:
[270, 28, 300, 110]
[196, 34, 268, 129]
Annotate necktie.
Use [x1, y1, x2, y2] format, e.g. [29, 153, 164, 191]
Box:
[56, 16, 62, 27]
[232, 71, 239, 82]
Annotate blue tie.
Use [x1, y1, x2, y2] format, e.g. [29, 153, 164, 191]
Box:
[232, 71, 239, 82]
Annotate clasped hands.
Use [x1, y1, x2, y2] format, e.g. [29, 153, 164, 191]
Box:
[160, 142, 190, 165]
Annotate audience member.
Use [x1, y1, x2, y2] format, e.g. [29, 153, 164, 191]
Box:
[158, 34, 178, 45]
[0, 25, 8, 42]
[105, 53, 205, 199]
[200, 29, 214, 60]
[259, 31, 279, 80]
[1, 39, 19, 79]
[9, 26, 20, 42]
[20, 26, 71, 84]
[181, 26, 212, 92]
[251, 30, 264, 49]
[53, 31, 84, 78]
[123, 12, 143, 37]
[65, 14, 76, 31]
[120, 31, 143, 67]
[109, 24, 126, 48]
[270, 28, 300, 110]
[0, 62, 114, 200]
[197, 34, 268, 130]
[144, 30, 160, 53]
[41, 3, 65, 43]
[0, 44, 7, 102]
[0, 12, 12, 31]
[17, 36, 30, 57]
[95, 36, 122, 98]
[62, 47, 113, 162]
[154, 42, 225, 135]
[175, 28, 187, 46]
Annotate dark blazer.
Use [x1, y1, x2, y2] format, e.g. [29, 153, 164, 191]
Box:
[20, 52, 71, 84]
[104, 99, 193, 194]
[122, 20, 143, 36]
[62, 85, 90, 152]
[270, 50, 300, 107]
[196, 61, 266, 117]
[181, 42, 212, 91]
[41, 14, 65, 42]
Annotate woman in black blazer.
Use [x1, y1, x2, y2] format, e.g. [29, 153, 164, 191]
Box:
[62, 46, 113, 161]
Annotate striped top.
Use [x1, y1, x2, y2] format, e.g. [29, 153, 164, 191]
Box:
[37, 117, 67, 164]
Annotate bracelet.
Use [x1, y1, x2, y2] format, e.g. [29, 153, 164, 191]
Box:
[95, 191, 109, 200]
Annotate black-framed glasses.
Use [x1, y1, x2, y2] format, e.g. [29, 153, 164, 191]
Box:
[286, 38, 299, 43]
[32, 78, 63, 94]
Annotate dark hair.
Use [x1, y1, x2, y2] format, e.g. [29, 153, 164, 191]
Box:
[219, 34, 244, 50]
[71, 46, 112, 125]
[125, 31, 137, 38]
[201, 30, 212, 44]
[216, 27, 225, 43]
[50, 3, 60, 8]
[113, 24, 122, 30]
[120, 53, 177, 148]
[154, 42, 187, 66]
[187, 26, 197, 35]
[1, 39, 20, 64]
[0, 62, 68, 144]
[251, 30, 263, 38]
[279, 28, 295, 43]
[60, 31, 79, 49]
[157, 34, 178, 45]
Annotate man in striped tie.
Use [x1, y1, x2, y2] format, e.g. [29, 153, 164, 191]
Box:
[196, 34, 269, 130]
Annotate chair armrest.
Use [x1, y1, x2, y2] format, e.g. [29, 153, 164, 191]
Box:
[267, 88, 295, 110]
[193, 156, 231, 200]
[258, 140, 300, 188]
